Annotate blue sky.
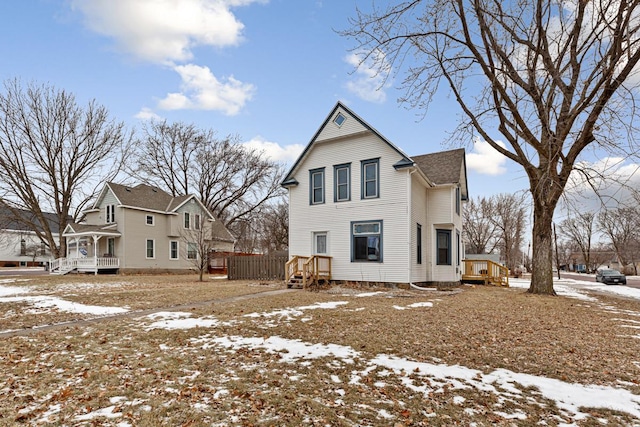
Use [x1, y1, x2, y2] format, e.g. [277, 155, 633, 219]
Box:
[0, 0, 627, 209]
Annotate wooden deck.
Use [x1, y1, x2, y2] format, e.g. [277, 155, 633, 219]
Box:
[285, 255, 332, 288]
[50, 257, 120, 275]
[462, 259, 509, 287]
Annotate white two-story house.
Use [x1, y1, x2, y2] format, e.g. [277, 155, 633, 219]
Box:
[282, 102, 468, 287]
[52, 182, 235, 274]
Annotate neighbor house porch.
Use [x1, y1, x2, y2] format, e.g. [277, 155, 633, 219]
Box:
[51, 223, 122, 275]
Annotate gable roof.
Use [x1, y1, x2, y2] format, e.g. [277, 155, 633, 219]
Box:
[211, 218, 235, 243]
[412, 148, 468, 200]
[282, 101, 413, 186]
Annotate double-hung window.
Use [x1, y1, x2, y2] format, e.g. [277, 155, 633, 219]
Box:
[361, 159, 379, 199]
[146, 239, 155, 259]
[309, 168, 325, 205]
[436, 229, 451, 265]
[184, 212, 191, 229]
[351, 220, 382, 262]
[187, 242, 197, 260]
[334, 163, 350, 202]
[106, 204, 115, 224]
[455, 186, 461, 216]
[170, 241, 178, 260]
[146, 215, 154, 226]
[194, 214, 201, 230]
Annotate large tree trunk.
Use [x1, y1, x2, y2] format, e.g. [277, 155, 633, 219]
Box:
[528, 199, 557, 295]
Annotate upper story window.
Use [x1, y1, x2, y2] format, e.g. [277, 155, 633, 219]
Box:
[455, 186, 461, 216]
[184, 212, 191, 229]
[146, 214, 154, 226]
[309, 168, 325, 205]
[334, 163, 351, 202]
[194, 213, 201, 230]
[333, 112, 346, 126]
[436, 229, 451, 266]
[106, 204, 115, 224]
[361, 158, 380, 199]
[351, 220, 382, 262]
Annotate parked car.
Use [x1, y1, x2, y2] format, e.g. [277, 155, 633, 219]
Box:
[595, 269, 627, 285]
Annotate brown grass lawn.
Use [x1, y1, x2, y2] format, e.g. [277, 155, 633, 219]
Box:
[1, 274, 639, 426]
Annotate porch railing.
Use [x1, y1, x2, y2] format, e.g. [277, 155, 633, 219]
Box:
[285, 255, 332, 288]
[50, 257, 120, 274]
[462, 259, 509, 287]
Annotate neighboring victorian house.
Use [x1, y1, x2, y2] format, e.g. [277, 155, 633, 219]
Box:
[282, 102, 468, 287]
[52, 183, 235, 274]
[0, 206, 61, 267]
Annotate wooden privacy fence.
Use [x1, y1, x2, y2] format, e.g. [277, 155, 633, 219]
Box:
[227, 255, 288, 280]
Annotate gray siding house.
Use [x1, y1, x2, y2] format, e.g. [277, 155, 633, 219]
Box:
[51, 183, 234, 274]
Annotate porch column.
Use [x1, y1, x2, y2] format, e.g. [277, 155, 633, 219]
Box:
[75, 237, 80, 258]
[93, 235, 99, 275]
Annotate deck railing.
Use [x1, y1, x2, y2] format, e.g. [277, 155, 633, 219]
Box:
[50, 257, 120, 274]
[285, 255, 332, 287]
[462, 259, 509, 287]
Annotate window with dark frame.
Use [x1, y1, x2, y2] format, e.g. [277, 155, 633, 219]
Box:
[417, 224, 422, 264]
[309, 168, 325, 205]
[455, 186, 461, 215]
[351, 220, 382, 262]
[436, 229, 451, 265]
[334, 164, 351, 202]
[194, 214, 201, 230]
[361, 159, 379, 199]
[456, 230, 461, 266]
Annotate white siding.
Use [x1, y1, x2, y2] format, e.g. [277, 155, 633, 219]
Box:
[289, 133, 411, 284]
[315, 106, 368, 143]
[427, 185, 463, 282]
[409, 174, 429, 283]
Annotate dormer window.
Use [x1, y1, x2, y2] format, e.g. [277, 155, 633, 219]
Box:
[333, 112, 346, 127]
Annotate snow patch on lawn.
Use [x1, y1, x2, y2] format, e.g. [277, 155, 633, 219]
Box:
[0, 294, 128, 315]
[143, 311, 233, 330]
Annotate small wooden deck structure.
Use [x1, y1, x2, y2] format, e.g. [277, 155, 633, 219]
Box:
[50, 257, 120, 275]
[462, 259, 509, 287]
[285, 255, 332, 288]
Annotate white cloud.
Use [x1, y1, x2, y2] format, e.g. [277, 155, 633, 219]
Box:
[134, 107, 162, 121]
[157, 64, 255, 115]
[466, 139, 509, 175]
[70, 0, 264, 64]
[344, 50, 392, 104]
[565, 157, 640, 208]
[241, 136, 304, 165]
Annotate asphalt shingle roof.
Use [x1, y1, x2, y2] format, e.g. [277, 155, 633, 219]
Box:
[412, 148, 465, 185]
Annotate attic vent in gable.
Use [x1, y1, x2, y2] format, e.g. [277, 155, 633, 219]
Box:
[333, 112, 346, 127]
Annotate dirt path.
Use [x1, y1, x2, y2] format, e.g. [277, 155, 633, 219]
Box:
[0, 288, 297, 339]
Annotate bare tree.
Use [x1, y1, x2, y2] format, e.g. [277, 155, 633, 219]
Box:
[344, 1, 640, 294]
[463, 196, 499, 254]
[597, 207, 640, 274]
[180, 218, 213, 282]
[258, 201, 289, 254]
[132, 121, 285, 230]
[559, 211, 597, 272]
[491, 194, 527, 272]
[0, 79, 132, 258]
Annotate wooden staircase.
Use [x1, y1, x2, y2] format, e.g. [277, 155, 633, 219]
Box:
[285, 255, 332, 289]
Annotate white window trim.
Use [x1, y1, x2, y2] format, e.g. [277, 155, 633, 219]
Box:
[146, 214, 155, 226]
[184, 212, 191, 229]
[313, 231, 328, 255]
[169, 240, 179, 260]
[187, 242, 198, 260]
[146, 239, 155, 259]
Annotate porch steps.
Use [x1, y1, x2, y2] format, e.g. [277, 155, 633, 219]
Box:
[287, 274, 305, 289]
